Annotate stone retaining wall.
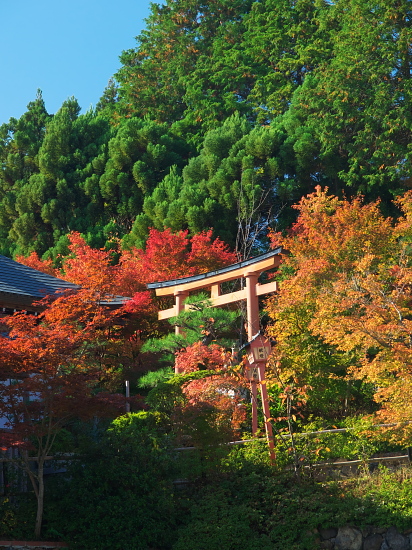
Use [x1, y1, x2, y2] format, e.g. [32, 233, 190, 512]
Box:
[2, 525, 412, 549]
[317, 525, 412, 549]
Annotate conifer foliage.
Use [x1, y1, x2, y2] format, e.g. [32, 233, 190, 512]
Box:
[3, 1, 412, 259]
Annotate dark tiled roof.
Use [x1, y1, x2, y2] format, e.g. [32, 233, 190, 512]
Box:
[0, 255, 129, 310]
[0, 254, 78, 303]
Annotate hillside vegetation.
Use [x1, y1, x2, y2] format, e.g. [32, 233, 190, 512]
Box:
[1, 0, 411, 259]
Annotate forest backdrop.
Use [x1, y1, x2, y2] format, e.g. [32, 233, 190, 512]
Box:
[1, 0, 411, 261]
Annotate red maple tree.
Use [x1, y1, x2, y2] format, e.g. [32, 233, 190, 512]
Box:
[173, 342, 247, 443]
[116, 228, 237, 294]
[0, 287, 136, 537]
[10, 228, 240, 486]
[15, 251, 59, 277]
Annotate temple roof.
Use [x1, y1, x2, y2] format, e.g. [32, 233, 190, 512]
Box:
[0, 254, 78, 310]
[0, 255, 128, 311]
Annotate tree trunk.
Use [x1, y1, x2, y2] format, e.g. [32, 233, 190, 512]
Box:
[34, 461, 44, 539]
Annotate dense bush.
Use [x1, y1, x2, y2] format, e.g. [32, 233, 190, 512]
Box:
[4, 432, 412, 549]
[48, 412, 177, 550]
[172, 465, 412, 550]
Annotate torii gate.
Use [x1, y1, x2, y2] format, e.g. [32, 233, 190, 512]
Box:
[147, 248, 282, 460]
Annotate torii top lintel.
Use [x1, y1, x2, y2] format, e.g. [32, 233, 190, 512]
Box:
[147, 247, 282, 339]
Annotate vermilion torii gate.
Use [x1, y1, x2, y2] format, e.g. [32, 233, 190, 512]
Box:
[147, 248, 282, 459]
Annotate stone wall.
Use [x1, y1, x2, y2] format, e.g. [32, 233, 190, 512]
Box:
[317, 525, 412, 550]
[1, 526, 412, 549]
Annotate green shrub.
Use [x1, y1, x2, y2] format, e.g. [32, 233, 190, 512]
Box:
[48, 412, 177, 550]
[0, 495, 36, 540]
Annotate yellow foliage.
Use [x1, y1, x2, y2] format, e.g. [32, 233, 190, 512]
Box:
[267, 188, 412, 439]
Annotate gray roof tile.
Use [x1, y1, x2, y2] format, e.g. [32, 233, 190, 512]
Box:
[0, 254, 78, 300]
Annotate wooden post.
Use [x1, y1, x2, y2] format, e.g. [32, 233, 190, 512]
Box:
[251, 371, 258, 435]
[125, 380, 130, 413]
[245, 272, 259, 340]
[174, 291, 188, 373]
[245, 271, 275, 461]
[174, 291, 188, 336]
[210, 284, 221, 299]
[258, 365, 276, 464]
[245, 272, 261, 437]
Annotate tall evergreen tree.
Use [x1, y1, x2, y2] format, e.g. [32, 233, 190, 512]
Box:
[116, 0, 254, 131]
[283, 0, 412, 202]
[128, 114, 294, 250]
[98, 118, 192, 241]
[0, 91, 51, 255]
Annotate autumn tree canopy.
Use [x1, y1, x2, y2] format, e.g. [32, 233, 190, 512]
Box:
[4, 225, 238, 536]
[267, 187, 412, 440]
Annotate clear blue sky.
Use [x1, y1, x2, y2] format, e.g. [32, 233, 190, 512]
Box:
[0, 0, 152, 124]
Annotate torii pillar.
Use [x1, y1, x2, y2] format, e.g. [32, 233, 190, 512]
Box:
[147, 248, 282, 462]
[245, 271, 260, 434]
[245, 270, 276, 461]
[174, 290, 188, 335]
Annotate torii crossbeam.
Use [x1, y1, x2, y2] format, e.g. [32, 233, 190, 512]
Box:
[147, 248, 282, 460]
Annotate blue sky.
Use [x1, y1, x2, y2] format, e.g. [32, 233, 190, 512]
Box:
[0, 0, 152, 124]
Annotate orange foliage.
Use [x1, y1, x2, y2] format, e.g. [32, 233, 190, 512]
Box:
[0, 285, 140, 535]
[16, 251, 59, 277]
[186, 230, 238, 274]
[16, 228, 236, 300]
[116, 228, 237, 295]
[267, 187, 412, 440]
[175, 341, 231, 373]
[11, 229, 240, 444]
[61, 232, 118, 295]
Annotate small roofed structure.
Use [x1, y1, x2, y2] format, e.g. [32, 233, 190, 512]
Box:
[0, 254, 128, 317]
[0, 254, 79, 314]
